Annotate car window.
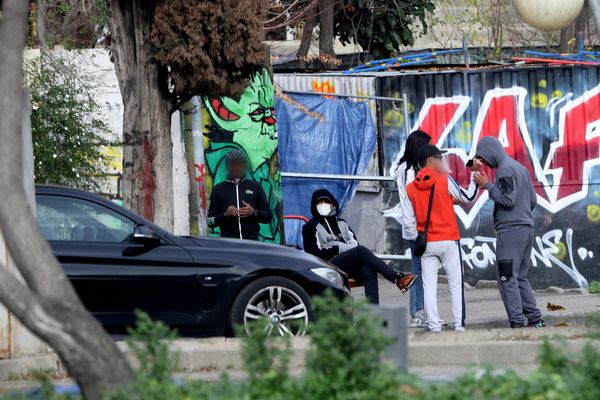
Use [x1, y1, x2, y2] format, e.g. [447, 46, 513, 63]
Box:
[36, 195, 135, 243]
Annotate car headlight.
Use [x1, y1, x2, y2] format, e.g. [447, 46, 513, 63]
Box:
[310, 267, 344, 289]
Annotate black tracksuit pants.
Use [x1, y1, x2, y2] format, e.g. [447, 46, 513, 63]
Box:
[331, 245, 397, 304]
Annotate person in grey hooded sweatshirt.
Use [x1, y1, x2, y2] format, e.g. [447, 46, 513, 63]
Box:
[473, 137, 544, 328]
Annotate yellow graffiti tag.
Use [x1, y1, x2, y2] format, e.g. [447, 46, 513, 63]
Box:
[455, 128, 472, 145]
[384, 109, 404, 128]
[554, 241, 568, 260]
[102, 146, 123, 173]
[531, 93, 548, 108]
[587, 204, 600, 223]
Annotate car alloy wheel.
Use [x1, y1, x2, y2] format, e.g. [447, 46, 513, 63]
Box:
[243, 285, 309, 336]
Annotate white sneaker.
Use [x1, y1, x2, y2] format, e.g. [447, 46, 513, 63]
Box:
[428, 327, 442, 333]
[454, 326, 466, 332]
[410, 311, 427, 328]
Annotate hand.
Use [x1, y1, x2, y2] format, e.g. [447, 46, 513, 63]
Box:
[469, 158, 483, 172]
[238, 201, 255, 218]
[474, 171, 490, 188]
[225, 205, 238, 217]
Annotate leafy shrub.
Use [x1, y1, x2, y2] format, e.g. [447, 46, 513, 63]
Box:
[589, 280, 600, 294]
[300, 293, 400, 400]
[7, 299, 600, 399]
[25, 53, 111, 191]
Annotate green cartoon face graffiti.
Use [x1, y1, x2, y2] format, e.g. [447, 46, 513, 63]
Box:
[204, 70, 277, 171]
[201, 70, 283, 244]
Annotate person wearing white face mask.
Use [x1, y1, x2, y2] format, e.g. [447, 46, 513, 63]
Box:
[302, 189, 416, 304]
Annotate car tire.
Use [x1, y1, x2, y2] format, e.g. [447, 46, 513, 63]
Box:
[229, 277, 315, 337]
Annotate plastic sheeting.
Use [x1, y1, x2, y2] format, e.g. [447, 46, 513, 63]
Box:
[275, 73, 380, 187]
[276, 94, 376, 228]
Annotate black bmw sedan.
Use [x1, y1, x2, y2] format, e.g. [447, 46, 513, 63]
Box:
[35, 185, 349, 337]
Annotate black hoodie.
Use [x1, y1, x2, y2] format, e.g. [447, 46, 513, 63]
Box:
[302, 189, 358, 261]
[207, 177, 272, 240]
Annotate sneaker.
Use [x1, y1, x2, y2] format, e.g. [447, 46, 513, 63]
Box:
[410, 311, 427, 328]
[427, 327, 442, 333]
[396, 272, 417, 293]
[510, 322, 526, 329]
[528, 319, 545, 328]
[454, 326, 466, 332]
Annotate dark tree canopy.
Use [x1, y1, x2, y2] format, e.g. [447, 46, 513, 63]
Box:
[335, 0, 435, 59]
[151, 0, 268, 100]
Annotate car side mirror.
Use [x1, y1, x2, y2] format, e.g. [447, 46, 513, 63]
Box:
[133, 225, 161, 246]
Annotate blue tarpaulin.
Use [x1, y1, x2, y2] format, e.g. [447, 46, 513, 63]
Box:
[276, 94, 376, 246]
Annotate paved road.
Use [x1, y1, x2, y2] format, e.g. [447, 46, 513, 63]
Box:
[351, 278, 600, 329]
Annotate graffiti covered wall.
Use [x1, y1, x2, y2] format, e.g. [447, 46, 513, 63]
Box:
[378, 66, 600, 288]
[189, 70, 284, 243]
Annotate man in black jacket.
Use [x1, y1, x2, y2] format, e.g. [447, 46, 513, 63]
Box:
[302, 189, 416, 304]
[207, 150, 272, 240]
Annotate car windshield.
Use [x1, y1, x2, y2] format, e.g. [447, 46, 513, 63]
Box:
[36, 195, 135, 243]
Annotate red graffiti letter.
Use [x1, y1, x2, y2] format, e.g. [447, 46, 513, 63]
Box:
[415, 97, 469, 144]
[475, 89, 548, 200]
[546, 87, 600, 205]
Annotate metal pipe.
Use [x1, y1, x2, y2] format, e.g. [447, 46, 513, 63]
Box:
[375, 254, 411, 260]
[402, 93, 411, 138]
[279, 89, 404, 103]
[512, 57, 600, 66]
[281, 171, 395, 181]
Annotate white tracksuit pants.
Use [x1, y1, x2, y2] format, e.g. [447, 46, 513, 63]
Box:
[421, 240, 465, 331]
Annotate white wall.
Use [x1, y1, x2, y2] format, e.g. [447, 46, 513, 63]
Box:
[25, 49, 191, 234]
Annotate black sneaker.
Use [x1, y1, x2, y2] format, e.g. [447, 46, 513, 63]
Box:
[528, 319, 546, 328]
[510, 322, 526, 328]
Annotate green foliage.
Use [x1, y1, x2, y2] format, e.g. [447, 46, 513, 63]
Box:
[412, 320, 600, 400]
[25, 53, 110, 191]
[238, 320, 295, 399]
[335, 0, 435, 59]
[302, 293, 399, 400]
[7, 300, 600, 400]
[589, 280, 600, 294]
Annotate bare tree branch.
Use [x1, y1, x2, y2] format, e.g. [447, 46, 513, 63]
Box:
[36, 0, 49, 50]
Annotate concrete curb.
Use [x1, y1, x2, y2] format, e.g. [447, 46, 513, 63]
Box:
[0, 353, 64, 381]
[0, 325, 592, 382]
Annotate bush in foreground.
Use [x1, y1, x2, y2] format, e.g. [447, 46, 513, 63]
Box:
[7, 292, 600, 399]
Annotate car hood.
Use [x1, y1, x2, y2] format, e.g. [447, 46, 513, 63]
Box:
[182, 236, 326, 267]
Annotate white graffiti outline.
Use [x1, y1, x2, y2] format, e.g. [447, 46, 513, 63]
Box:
[543, 83, 600, 211]
[460, 229, 589, 288]
[420, 88, 554, 228]
[547, 92, 573, 128]
[389, 95, 471, 177]
[410, 96, 472, 140]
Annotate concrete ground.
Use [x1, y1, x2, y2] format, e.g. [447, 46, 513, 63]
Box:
[0, 280, 597, 392]
[353, 277, 599, 329]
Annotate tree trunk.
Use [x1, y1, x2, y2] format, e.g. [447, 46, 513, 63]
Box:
[318, 0, 336, 59]
[0, 2, 134, 399]
[109, 0, 175, 232]
[298, 9, 316, 59]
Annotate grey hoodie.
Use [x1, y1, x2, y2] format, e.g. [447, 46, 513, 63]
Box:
[475, 137, 537, 233]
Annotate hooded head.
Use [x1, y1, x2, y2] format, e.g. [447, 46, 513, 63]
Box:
[226, 149, 247, 179]
[310, 189, 340, 219]
[475, 137, 507, 168]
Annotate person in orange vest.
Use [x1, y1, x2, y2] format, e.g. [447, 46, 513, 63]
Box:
[406, 145, 478, 332]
